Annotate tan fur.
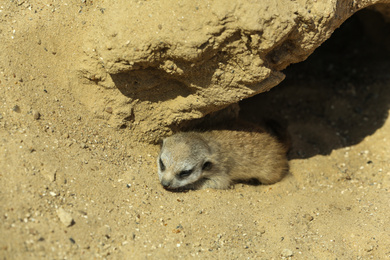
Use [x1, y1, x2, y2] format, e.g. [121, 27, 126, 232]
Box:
[157, 125, 289, 190]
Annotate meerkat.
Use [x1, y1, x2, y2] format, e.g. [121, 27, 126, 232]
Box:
[157, 122, 289, 190]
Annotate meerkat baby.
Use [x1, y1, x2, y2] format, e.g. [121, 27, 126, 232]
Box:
[157, 124, 289, 190]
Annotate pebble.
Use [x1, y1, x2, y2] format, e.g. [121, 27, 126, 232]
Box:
[12, 105, 21, 113]
[259, 228, 266, 234]
[57, 208, 74, 227]
[41, 168, 56, 182]
[105, 107, 113, 114]
[281, 249, 294, 257]
[303, 213, 314, 221]
[32, 110, 40, 120]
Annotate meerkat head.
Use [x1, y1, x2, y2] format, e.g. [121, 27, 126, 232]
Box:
[157, 133, 214, 190]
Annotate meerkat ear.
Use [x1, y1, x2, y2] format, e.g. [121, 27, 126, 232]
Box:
[202, 161, 213, 171]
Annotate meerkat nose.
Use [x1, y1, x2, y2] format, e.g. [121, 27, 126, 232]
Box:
[161, 179, 171, 188]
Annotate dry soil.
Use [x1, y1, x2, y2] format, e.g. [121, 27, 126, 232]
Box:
[1, 3, 390, 259]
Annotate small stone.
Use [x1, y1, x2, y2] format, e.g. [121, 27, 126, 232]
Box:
[57, 208, 74, 227]
[281, 249, 293, 257]
[32, 110, 40, 120]
[105, 107, 113, 114]
[303, 214, 314, 221]
[258, 227, 266, 234]
[12, 105, 21, 113]
[41, 168, 56, 182]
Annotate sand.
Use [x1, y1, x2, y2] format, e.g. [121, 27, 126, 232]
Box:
[1, 2, 389, 259]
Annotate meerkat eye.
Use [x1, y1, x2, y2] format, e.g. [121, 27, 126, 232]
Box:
[159, 158, 166, 171]
[178, 169, 193, 178]
[202, 161, 213, 171]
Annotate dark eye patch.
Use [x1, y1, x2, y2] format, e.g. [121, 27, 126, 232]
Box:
[159, 158, 165, 171]
[202, 161, 212, 171]
[178, 169, 193, 178]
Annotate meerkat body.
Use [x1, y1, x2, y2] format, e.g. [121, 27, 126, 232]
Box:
[157, 124, 289, 190]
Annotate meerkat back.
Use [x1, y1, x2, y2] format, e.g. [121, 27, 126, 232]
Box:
[202, 129, 289, 185]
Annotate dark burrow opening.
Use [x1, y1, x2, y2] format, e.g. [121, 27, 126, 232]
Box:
[239, 8, 390, 160]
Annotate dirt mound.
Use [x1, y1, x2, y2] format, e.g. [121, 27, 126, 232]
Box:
[77, 0, 388, 142]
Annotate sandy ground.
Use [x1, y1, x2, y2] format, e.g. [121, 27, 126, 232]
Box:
[1, 3, 390, 259]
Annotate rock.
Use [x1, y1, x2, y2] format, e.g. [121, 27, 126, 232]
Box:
[303, 213, 314, 222]
[12, 105, 21, 113]
[41, 167, 57, 182]
[57, 208, 74, 227]
[32, 110, 40, 120]
[281, 249, 294, 257]
[105, 107, 113, 114]
[75, 0, 390, 142]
